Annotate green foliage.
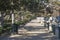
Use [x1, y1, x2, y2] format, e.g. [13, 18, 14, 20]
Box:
[45, 0, 49, 3]
[0, 0, 11, 11]
[0, 27, 2, 34]
[2, 24, 11, 33]
[3, 24, 11, 28]
[4, 20, 11, 24]
[25, 14, 32, 19]
[0, 0, 20, 11]
[55, 1, 60, 5]
[0, 0, 49, 34]
[15, 19, 30, 25]
[20, 0, 44, 12]
[0, 0, 48, 11]
[15, 21, 25, 25]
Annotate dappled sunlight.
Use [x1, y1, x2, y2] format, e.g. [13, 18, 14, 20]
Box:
[0, 32, 57, 40]
[0, 0, 60, 40]
[19, 33, 56, 40]
[9, 34, 23, 38]
[40, 33, 54, 38]
[25, 33, 40, 36]
[24, 26, 41, 31]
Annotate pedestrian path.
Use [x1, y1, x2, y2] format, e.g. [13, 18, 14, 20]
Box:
[18, 19, 46, 34]
[0, 29, 58, 40]
[0, 19, 59, 40]
[17, 19, 59, 40]
[25, 19, 44, 27]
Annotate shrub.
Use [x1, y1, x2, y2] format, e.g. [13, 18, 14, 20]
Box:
[2, 24, 12, 33]
[3, 24, 11, 29]
[15, 21, 25, 25]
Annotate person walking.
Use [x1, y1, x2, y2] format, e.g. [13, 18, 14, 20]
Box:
[56, 8, 60, 38]
[52, 17, 57, 35]
[46, 4, 53, 14]
[48, 15, 53, 32]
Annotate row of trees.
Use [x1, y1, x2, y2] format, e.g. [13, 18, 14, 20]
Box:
[0, 0, 49, 34]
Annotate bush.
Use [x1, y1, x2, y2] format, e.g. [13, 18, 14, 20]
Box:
[2, 24, 12, 33]
[15, 21, 25, 25]
[3, 24, 11, 29]
[15, 19, 29, 25]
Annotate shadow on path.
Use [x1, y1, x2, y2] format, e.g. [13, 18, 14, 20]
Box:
[0, 32, 57, 40]
[24, 26, 45, 31]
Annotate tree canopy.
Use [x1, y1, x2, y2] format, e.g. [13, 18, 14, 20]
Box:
[0, 0, 49, 11]
[0, 0, 20, 11]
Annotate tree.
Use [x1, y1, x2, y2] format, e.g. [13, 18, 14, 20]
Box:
[0, 0, 21, 27]
[0, 0, 10, 27]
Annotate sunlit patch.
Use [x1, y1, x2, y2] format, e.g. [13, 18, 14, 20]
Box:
[26, 33, 39, 36]
[9, 35, 22, 38]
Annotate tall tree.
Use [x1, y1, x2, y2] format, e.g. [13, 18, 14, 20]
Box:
[0, 0, 11, 27]
[0, 0, 21, 27]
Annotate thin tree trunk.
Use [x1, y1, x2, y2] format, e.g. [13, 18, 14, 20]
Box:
[0, 11, 2, 27]
[0, 11, 4, 27]
[10, 10, 14, 24]
[12, 13, 14, 24]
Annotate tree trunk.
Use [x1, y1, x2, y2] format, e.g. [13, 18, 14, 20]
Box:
[0, 11, 4, 27]
[0, 11, 2, 27]
[10, 10, 14, 24]
[12, 13, 14, 24]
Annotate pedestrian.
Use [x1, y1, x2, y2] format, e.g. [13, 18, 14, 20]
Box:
[46, 4, 53, 14]
[52, 17, 57, 35]
[56, 8, 60, 38]
[47, 14, 53, 32]
[46, 21, 49, 30]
